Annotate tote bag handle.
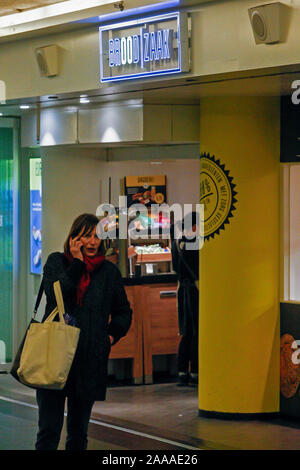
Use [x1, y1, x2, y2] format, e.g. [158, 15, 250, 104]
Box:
[33, 280, 44, 318]
[44, 281, 65, 324]
[53, 281, 65, 322]
[33, 280, 66, 323]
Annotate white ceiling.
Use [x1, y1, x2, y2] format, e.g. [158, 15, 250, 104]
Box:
[0, 0, 66, 17]
[0, 0, 213, 17]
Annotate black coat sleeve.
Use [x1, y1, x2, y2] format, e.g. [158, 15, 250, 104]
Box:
[43, 252, 85, 309]
[107, 268, 132, 345]
[171, 240, 179, 274]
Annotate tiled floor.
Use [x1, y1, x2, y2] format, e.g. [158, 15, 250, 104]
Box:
[1, 373, 300, 450]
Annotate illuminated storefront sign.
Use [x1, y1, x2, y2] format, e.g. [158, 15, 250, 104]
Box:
[99, 12, 190, 82]
[109, 29, 172, 68]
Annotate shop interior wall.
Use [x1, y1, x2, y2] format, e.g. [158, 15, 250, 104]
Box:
[0, 0, 299, 100]
[98, 156, 200, 208]
[41, 146, 105, 263]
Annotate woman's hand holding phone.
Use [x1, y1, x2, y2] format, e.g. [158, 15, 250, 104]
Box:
[69, 235, 84, 261]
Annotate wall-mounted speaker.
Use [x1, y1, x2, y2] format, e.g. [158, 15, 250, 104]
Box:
[248, 2, 285, 44]
[35, 45, 59, 77]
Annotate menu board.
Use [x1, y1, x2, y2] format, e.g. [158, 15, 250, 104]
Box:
[124, 175, 167, 208]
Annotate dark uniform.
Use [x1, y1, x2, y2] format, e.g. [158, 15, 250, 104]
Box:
[171, 236, 199, 386]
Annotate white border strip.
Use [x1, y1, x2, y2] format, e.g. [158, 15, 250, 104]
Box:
[0, 394, 38, 409]
[89, 417, 201, 450]
[0, 395, 201, 451]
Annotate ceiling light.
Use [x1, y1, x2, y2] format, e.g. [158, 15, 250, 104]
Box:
[80, 98, 90, 104]
[20, 105, 30, 109]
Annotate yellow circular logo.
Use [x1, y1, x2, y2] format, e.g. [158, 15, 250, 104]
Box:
[154, 193, 165, 204]
[200, 153, 237, 240]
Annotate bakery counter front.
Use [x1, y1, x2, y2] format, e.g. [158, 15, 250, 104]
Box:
[109, 274, 180, 385]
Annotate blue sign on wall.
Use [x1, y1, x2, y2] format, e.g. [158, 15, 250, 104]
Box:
[30, 158, 42, 275]
[99, 12, 190, 82]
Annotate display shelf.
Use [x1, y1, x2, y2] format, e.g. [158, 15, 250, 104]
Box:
[136, 252, 172, 263]
[129, 236, 169, 245]
[127, 208, 172, 275]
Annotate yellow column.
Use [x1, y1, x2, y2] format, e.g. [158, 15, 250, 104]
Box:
[199, 96, 280, 414]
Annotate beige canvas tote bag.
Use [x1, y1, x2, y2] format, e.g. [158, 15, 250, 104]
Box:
[17, 281, 80, 390]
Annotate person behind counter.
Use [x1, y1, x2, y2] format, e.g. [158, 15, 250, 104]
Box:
[35, 213, 132, 450]
[171, 212, 199, 387]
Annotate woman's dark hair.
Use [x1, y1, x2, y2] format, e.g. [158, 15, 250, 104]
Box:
[64, 213, 103, 254]
[183, 211, 198, 229]
[171, 211, 198, 241]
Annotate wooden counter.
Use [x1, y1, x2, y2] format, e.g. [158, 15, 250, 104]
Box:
[109, 278, 180, 384]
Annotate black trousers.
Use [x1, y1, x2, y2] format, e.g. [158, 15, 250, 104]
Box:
[177, 279, 198, 375]
[35, 388, 94, 450]
[177, 332, 198, 374]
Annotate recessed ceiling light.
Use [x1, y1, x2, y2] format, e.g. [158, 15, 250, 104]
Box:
[20, 105, 30, 109]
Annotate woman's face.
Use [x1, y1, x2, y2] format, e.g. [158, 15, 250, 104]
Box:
[80, 226, 101, 257]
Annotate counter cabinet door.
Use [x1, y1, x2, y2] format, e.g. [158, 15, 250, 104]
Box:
[142, 283, 180, 383]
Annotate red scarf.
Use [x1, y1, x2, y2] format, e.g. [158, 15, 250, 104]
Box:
[65, 252, 105, 306]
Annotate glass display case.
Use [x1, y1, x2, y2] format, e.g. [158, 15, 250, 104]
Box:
[127, 209, 172, 277]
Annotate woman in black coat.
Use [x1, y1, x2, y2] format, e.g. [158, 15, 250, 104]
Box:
[35, 213, 132, 451]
